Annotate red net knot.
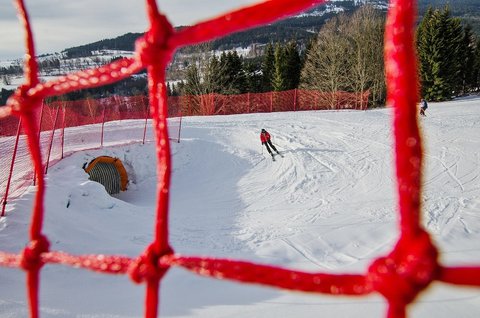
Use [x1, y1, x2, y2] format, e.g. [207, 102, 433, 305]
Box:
[128, 243, 173, 284]
[135, 13, 175, 67]
[20, 234, 50, 271]
[367, 229, 439, 306]
[6, 85, 37, 115]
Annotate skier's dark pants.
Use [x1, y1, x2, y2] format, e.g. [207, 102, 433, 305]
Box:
[264, 140, 279, 156]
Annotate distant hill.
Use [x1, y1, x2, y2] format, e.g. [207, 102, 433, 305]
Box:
[60, 0, 479, 57]
[62, 33, 142, 58]
[1, 0, 479, 104]
[62, 1, 387, 57]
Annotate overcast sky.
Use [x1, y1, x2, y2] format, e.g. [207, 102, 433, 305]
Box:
[0, 0, 260, 60]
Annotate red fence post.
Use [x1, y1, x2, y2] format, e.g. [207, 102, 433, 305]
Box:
[1, 119, 22, 217]
[293, 88, 297, 112]
[270, 91, 273, 112]
[44, 105, 61, 174]
[61, 103, 66, 159]
[33, 102, 45, 185]
[143, 96, 150, 144]
[37, 101, 45, 143]
[363, 90, 370, 110]
[211, 93, 215, 115]
[100, 103, 106, 147]
[176, 115, 182, 143]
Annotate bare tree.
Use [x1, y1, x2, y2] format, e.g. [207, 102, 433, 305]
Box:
[346, 5, 386, 106]
[300, 15, 351, 108]
[300, 6, 386, 107]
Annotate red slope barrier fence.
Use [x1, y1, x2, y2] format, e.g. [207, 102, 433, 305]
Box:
[0, 95, 182, 216]
[0, 1, 479, 318]
[0, 88, 364, 212]
[172, 89, 369, 116]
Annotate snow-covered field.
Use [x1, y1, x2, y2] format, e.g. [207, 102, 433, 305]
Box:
[0, 50, 136, 91]
[1, 97, 479, 317]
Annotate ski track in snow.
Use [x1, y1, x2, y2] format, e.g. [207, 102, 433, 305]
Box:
[1, 98, 480, 317]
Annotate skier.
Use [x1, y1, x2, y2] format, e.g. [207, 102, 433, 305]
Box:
[260, 128, 282, 160]
[420, 98, 428, 116]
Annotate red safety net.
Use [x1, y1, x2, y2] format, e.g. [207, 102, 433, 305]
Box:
[0, 95, 182, 210]
[171, 89, 369, 116]
[0, 1, 479, 318]
[0, 95, 183, 137]
[0, 87, 361, 207]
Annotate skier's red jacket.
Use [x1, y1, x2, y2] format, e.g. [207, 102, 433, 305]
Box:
[260, 131, 271, 143]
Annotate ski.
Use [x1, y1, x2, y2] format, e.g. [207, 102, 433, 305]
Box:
[271, 153, 283, 161]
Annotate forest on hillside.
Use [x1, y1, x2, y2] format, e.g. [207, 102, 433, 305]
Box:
[58, 1, 480, 57]
[1, 2, 480, 106]
[419, 0, 480, 33]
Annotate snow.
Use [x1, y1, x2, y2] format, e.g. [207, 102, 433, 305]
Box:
[1, 97, 480, 317]
[0, 50, 135, 91]
[296, 0, 389, 18]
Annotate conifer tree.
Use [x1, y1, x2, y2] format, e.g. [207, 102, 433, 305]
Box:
[231, 52, 247, 94]
[272, 43, 287, 91]
[475, 39, 480, 90]
[459, 25, 477, 93]
[284, 41, 302, 90]
[204, 55, 223, 93]
[444, 11, 464, 96]
[261, 43, 275, 92]
[219, 51, 246, 94]
[416, 6, 464, 100]
[416, 7, 435, 98]
[184, 64, 202, 96]
[176, 81, 185, 96]
[244, 59, 263, 93]
[169, 82, 180, 96]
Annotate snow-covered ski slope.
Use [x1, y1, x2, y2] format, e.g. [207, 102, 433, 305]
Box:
[1, 96, 479, 317]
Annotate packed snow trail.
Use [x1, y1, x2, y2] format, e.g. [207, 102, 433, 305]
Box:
[1, 98, 479, 317]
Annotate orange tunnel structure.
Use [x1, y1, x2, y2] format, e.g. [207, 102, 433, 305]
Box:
[84, 156, 128, 194]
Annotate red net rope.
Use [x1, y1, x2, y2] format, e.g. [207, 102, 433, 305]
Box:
[0, 1, 479, 318]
